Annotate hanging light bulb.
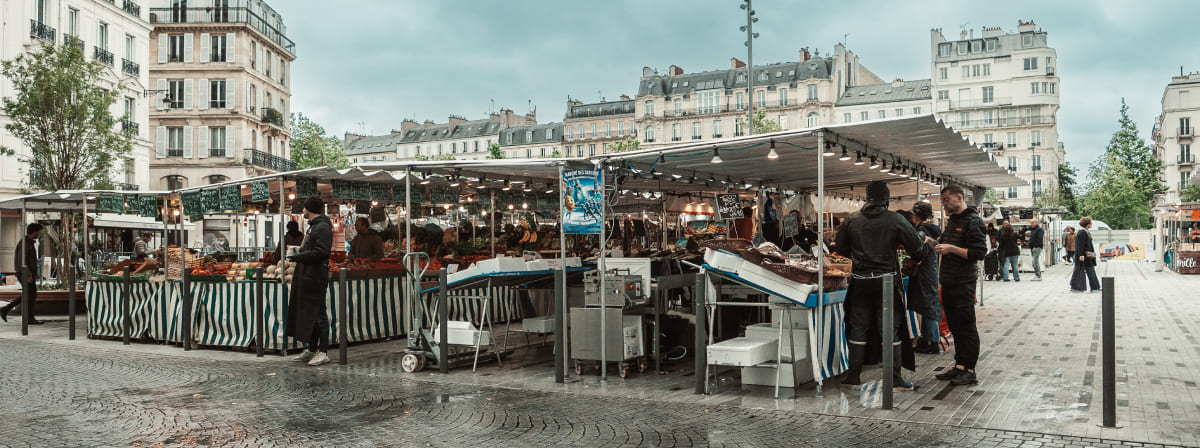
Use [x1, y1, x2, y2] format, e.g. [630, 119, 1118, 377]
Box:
[481, 210, 487, 216]
[419, 173, 431, 185]
[653, 191, 663, 199]
[545, 184, 554, 194]
[523, 184, 532, 192]
[287, 192, 296, 201]
[838, 148, 851, 161]
[880, 161, 891, 173]
[522, 202, 528, 209]
[507, 204, 514, 210]
[502, 180, 512, 191]
[767, 140, 779, 160]
[710, 147, 723, 164]
[853, 152, 865, 165]
[449, 178, 460, 187]
[868, 157, 880, 169]
[671, 173, 683, 179]
[822, 143, 836, 157]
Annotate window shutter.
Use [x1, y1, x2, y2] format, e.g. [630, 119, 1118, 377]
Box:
[227, 126, 238, 157]
[156, 79, 167, 110]
[183, 79, 194, 109]
[183, 127, 193, 158]
[245, 82, 252, 112]
[258, 46, 264, 72]
[199, 33, 210, 63]
[156, 126, 166, 158]
[198, 126, 209, 158]
[183, 33, 193, 63]
[226, 33, 236, 62]
[157, 34, 167, 63]
[226, 80, 235, 110]
[199, 79, 209, 110]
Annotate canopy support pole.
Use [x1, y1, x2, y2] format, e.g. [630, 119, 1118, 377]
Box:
[279, 177, 288, 354]
[557, 164, 568, 382]
[598, 161, 608, 381]
[816, 130, 826, 394]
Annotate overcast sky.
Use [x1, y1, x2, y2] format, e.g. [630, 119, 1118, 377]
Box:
[273, 0, 1200, 177]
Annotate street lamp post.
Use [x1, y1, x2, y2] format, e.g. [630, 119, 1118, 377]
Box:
[740, 1, 758, 136]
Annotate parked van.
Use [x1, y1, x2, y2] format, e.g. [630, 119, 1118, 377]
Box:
[1047, 219, 1111, 243]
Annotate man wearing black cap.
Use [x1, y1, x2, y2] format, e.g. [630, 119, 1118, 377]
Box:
[933, 185, 988, 385]
[835, 181, 934, 390]
[906, 202, 943, 354]
[287, 197, 334, 366]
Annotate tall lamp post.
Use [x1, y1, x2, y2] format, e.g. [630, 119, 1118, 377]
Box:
[740, 0, 758, 136]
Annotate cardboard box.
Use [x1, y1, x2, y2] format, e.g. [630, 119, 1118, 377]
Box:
[706, 337, 778, 367]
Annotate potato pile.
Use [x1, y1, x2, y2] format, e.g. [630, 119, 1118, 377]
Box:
[262, 260, 296, 283]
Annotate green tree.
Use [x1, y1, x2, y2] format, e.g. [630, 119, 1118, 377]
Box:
[290, 113, 350, 169]
[605, 137, 641, 153]
[487, 142, 506, 159]
[545, 149, 562, 158]
[1181, 183, 1200, 203]
[1103, 99, 1165, 205]
[1039, 162, 1080, 216]
[1, 43, 132, 190]
[736, 110, 782, 135]
[1081, 152, 1152, 229]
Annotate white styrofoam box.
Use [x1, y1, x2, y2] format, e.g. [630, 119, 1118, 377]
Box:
[473, 257, 526, 273]
[740, 361, 815, 387]
[745, 323, 809, 359]
[704, 249, 744, 273]
[433, 322, 491, 346]
[542, 257, 581, 270]
[602, 258, 652, 293]
[522, 316, 555, 333]
[525, 260, 549, 271]
[771, 306, 812, 329]
[706, 337, 778, 367]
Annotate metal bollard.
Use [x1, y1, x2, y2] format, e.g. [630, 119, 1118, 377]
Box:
[1102, 277, 1117, 427]
[182, 267, 192, 351]
[439, 268, 449, 373]
[255, 267, 264, 358]
[694, 272, 708, 394]
[338, 268, 348, 365]
[882, 275, 894, 410]
[20, 267, 30, 336]
[68, 262, 76, 340]
[554, 268, 564, 383]
[122, 266, 132, 345]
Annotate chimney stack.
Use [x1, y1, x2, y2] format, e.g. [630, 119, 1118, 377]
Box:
[799, 48, 811, 61]
[423, 119, 435, 126]
[731, 57, 746, 69]
[619, 94, 630, 101]
[524, 108, 537, 125]
[668, 65, 684, 76]
[447, 114, 466, 128]
[344, 132, 364, 146]
[400, 118, 419, 134]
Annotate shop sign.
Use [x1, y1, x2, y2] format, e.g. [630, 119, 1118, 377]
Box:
[220, 185, 242, 212]
[250, 181, 271, 203]
[562, 168, 602, 235]
[715, 194, 743, 220]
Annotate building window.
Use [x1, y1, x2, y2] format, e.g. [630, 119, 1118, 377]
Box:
[167, 127, 184, 157]
[566, 126, 573, 140]
[166, 175, 187, 190]
[605, 123, 611, 138]
[984, 133, 995, 145]
[209, 79, 226, 108]
[1031, 82, 1041, 94]
[1032, 179, 1043, 197]
[807, 84, 818, 101]
[1021, 33, 1033, 47]
[589, 144, 596, 156]
[779, 88, 788, 106]
[959, 112, 970, 126]
[1031, 131, 1044, 148]
[616, 121, 623, 136]
[983, 110, 994, 125]
[962, 66, 970, 78]
[860, 111, 869, 121]
[878, 110, 887, 120]
[210, 34, 227, 62]
[672, 123, 680, 141]
[689, 121, 700, 139]
[577, 125, 584, 139]
[983, 63, 991, 76]
[758, 70, 768, 82]
[937, 90, 949, 100]
[757, 90, 766, 108]
[970, 40, 982, 53]
[68, 8, 78, 36]
[806, 113, 817, 127]
[894, 108, 903, 117]
[629, 121, 635, 135]
[1023, 57, 1039, 71]
[938, 43, 952, 57]
[546, 128, 554, 140]
[673, 99, 681, 115]
[913, 107, 922, 115]
[249, 41, 256, 69]
[451, 142, 457, 154]
[939, 67, 948, 80]
[1031, 154, 1043, 170]
[713, 120, 722, 137]
[124, 158, 135, 185]
[506, 133, 513, 144]
[1007, 132, 1018, 148]
[843, 113, 852, 123]
[1007, 156, 1019, 172]
[526, 130, 533, 141]
[526, 149, 532, 158]
[645, 101, 654, 116]
[1182, 172, 1192, 191]
[1182, 144, 1192, 163]
[1049, 83, 1056, 94]
[97, 22, 109, 51]
[168, 34, 185, 62]
[1007, 186, 1018, 199]
[697, 90, 722, 114]
[209, 127, 226, 157]
[982, 86, 994, 103]
[589, 123, 596, 138]
[168, 80, 185, 108]
[645, 126, 655, 142]
[736, 92, 744, 110]
[985, 39, 997, 52]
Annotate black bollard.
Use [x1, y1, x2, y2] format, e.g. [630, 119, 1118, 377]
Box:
[338, 268, 348, 365]
[438, 268, 448, 373]
[122, 266, 132, 345]
[255, 267, 264, 358]
[881, 275, 894, 410]
[1102, 277, 1117, 427]
[694, 272, 707, 394]
[182, 267, 192, 351]
[554, 268, 564, 383]
[20, 266, 30, 336]
[68, 261, 76, 340]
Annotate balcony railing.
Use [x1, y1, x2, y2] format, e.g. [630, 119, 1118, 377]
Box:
[691, 135, 702, 140]
[149, 7, 296, 55]
[949, 97, 1013, 109]
[65, 35, 84, 50]
[644, 138, 655, 143]
[94, 47, 114, 66]
[671, 137, 682, 142]
[118, 183, 139, 191]
[712, 134, 723, 138]
[122, 0, 141, 18]
[245, 149, 296, 172]
[947, 115, 1056, 130]
[121, 120, 139, 135]
[122, 58, 139, 76]
[1179, 127, 1194, 139]
[1179, 154, 1195, 165]
[30, 20, 56, 43]
[261, 107, 284, 126]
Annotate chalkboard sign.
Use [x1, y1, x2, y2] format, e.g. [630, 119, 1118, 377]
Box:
[715, 194, 743, 220]
[97, 194, 121, 213]
[138, 195, 159, 218]
[181, 191, 203, 220]
[202, 189, 220, 214]
[354, 182, 372, 201]
[371, 184, 391, 202]
[250, 181, 270, 202]
[332, 180, 354, 200]
[220, 185, 242, 211]
[295, 178, 318, 199]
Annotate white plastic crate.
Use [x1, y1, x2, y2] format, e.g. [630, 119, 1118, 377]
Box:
[745, 323, 809, 359]
[740, 361, 815, 387]
[522, 316, 554, 333]
[706, 337, 778, 367]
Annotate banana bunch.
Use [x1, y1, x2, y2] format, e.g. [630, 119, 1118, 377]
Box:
[518, 229, 538, 244]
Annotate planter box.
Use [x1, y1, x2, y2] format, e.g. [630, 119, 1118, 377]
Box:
[0, 289, 87, 315]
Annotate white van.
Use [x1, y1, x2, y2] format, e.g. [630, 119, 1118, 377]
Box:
[1047, 219, 1110, 243]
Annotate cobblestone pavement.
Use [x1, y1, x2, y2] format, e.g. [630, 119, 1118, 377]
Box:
[0, 261, 1195, 447]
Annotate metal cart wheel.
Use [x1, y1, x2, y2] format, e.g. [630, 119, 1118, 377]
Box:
[638, 358, 648, 373]
[401, 352, 424, 373]
[618, 362, 630, 379]
[574, 360, 585, 375]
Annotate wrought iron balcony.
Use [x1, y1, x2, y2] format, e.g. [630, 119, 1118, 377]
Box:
[1179, 127, 1194, 139]
[65, 35, 84, 50]
[245, 149, 296, 172]
[149, 7, 296, 56]
[261, 108, 284, 127]
[123, 0, 141, 18]
[94, 47, 114, 66]
[118, 183, 139, 191]
[1179, 154, 1195, 165]
[122, 58, 139, 76]
[121, 120, 139, 135]
[30, 20, 55, 43]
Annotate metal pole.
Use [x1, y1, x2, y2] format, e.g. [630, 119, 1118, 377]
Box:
[122, 265, 132, 345]
[598, 163, 607, 380]
[20, 202, 29, 336]
[439, 267, 448, 373]
[490, 190, 496, 257]
[279, 177, 288, 355]
[882, 274, 894, 410]
[405, 167, 413, 339]
[83, 196, 90, 279]
[182, 267, 192, 350]
[745, 0, 755, 136]
[68, 214, 76, 340]
[1102, 276, 1117, 427]
[694, 271, 707, 394]
[338, 267, 348, 365]
[255, 266, 264, 357]
[554, 267, 565, 383]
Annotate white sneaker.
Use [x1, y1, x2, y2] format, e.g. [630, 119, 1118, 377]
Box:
[293, 350, 316, 362]
[307, 352, 331, 366]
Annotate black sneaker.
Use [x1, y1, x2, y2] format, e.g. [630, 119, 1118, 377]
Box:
[950, 370, 978, 385]
[914, 343, 940, 354]
[935, 367, 964, 380]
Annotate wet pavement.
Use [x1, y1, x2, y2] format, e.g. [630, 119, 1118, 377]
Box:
[0, 261, 1195, 447]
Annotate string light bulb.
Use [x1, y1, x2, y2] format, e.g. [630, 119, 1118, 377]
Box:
[767, 140, 779, 160]
[710, 148, 723, 164]
[823, 143, 836, 157]
[838, 148, 851, 161]
[854, 152, 865, 165]
[868, 157, 880, 169]
[880, 161, 891, 173]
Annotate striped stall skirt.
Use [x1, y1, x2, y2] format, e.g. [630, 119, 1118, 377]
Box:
[86, 281, 158, 339]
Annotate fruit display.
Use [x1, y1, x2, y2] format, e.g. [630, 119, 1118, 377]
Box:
[685, 223, 727, 236]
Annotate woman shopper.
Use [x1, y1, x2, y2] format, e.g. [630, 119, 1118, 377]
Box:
[1070, 217, 1102, 292]
[1063, 227, 1076, 264]
[999, 222, 1020, 281]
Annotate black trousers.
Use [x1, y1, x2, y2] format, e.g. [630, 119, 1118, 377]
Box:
[941, 281, 979, 370]
[308, 300, 329, 353]
[6, 280, 38, 320]
[845, 277, 904, 345]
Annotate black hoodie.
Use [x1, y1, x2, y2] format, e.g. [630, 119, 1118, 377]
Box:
[834, 202, 928, 276]
[938, 206, 988, 285]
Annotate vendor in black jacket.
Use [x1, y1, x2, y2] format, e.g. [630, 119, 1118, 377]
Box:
[932, 185, 989, 386]
[834, 181, 935, 390]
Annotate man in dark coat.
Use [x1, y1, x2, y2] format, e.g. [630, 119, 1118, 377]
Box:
[834, 181, 934, 390]
[288, 197, 333, 366]
[2, 224, 43, 324]
[934, 185, 989, 385]
[268, 221, 305, 264]
[906, 202, 942, 354]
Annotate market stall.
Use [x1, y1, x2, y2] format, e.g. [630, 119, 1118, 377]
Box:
[1160, 201, 1200, 274]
